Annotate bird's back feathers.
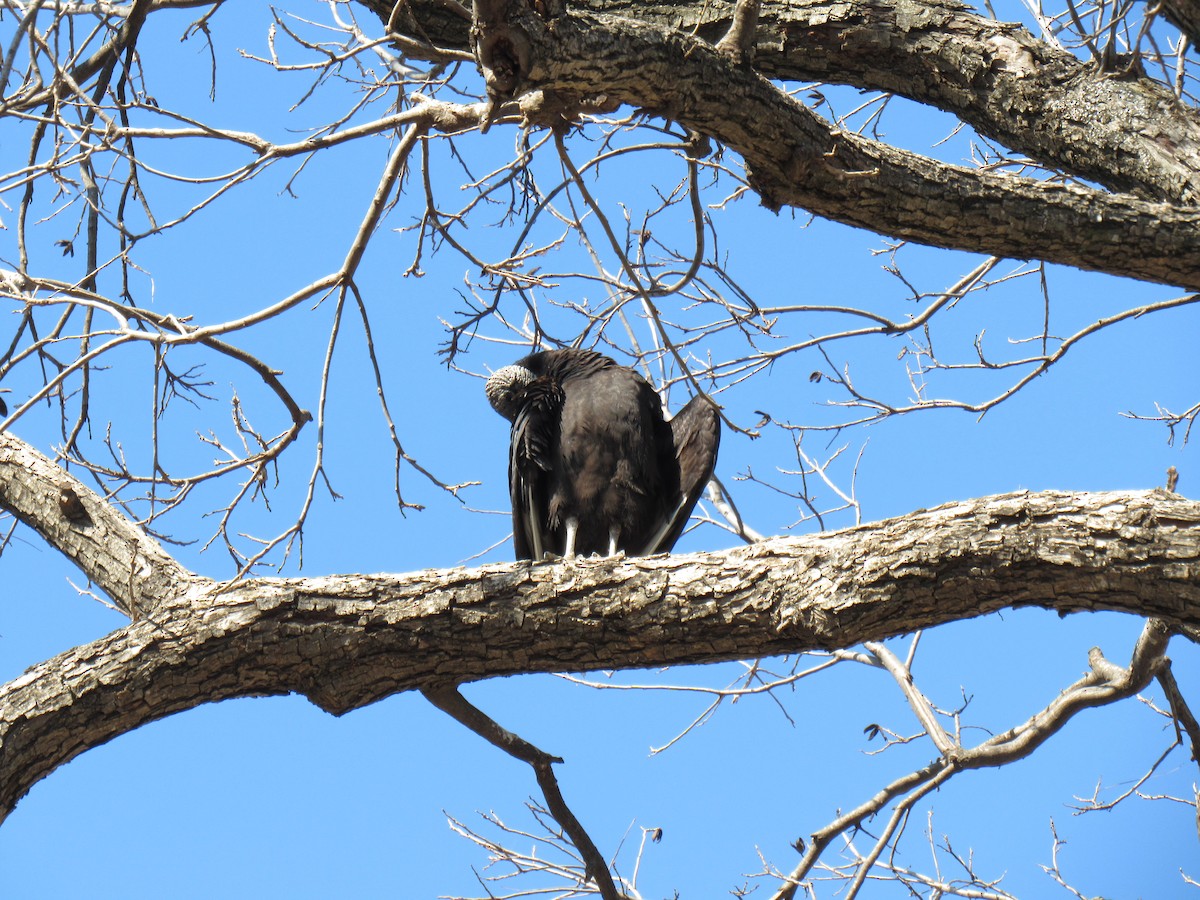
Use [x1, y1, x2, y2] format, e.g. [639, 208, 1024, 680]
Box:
[486, 348, 720, 560]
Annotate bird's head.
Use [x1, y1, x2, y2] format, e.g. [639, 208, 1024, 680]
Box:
[484, 364, 535, 421]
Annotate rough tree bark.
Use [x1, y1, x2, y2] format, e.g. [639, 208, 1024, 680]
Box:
[2, 1, 1198, 893]
[370, 0, 1200, 289]
[376, 0, 1200, 201]
[1, 431, 1197, 825]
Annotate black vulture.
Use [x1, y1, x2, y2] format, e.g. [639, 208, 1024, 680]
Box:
[485, 348, 720, 560]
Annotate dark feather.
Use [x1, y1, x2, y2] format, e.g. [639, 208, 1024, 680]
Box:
[509, 374, 564, 560]
[643, 393, 720, 554]
[486, 349, 720, 560]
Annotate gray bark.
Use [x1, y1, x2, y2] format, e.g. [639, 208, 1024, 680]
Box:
[534, 10, 1200, 287]
[377, 0, 1200, 203]
[367, 0, 1200, 289]
[1, 431, 1197, 824]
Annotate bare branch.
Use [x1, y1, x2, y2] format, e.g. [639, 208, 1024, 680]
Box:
[767, 617, 1181, 897]
[423, 685, 625, 900]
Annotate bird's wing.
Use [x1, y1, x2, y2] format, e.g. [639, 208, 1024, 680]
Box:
[509, 376, 563, 560]
[533, 347, 614, 382]
[509, 423, 541, 560]
[642, 393, 721, 554]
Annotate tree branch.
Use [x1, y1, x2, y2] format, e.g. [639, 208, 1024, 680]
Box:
[1, 439, 1198, 823]
[422, 686, 624, 899]
[0, 432, 197, 619]
[715, 0, 761, 65]
[955, 617, 1172, 767]
[365, 0, 1200, 204]
[494, 8, 1200, 289]
[769, 616, 1177, 899]
[866, 640, 956, 755]
[1156, 659, 1200, 764]
[1160, 0, 1200, 47]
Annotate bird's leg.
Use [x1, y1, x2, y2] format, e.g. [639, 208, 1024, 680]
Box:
[607, 526, 620, 557]
[563, 517, 579, 557]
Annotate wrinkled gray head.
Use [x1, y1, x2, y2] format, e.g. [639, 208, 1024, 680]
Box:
[485, 364, 536, 422]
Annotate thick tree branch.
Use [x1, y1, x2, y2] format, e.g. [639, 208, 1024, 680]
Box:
[367, 0, 1200, 204]
[0, 433, 197, 619]
[1, 462, 1198, 823]
[507, 10, 1200, 289]
[746, 0, 1200, 204]
[715, 0, 761, 65]
[401, 0, 1200, 289]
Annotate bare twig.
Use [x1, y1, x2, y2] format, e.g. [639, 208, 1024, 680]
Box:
[422, 685, 625, 900]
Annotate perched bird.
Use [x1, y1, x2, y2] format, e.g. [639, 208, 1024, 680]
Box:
[485, 348, 720, 560]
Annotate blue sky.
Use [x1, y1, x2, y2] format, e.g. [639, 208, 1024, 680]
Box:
[1, 1, 1198, 897]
